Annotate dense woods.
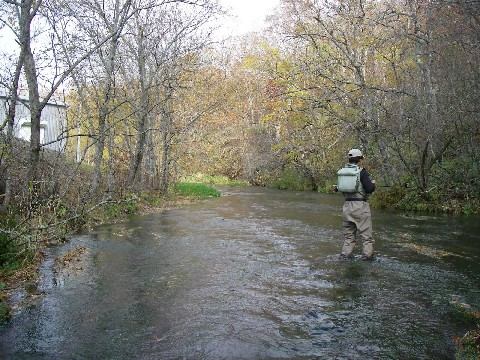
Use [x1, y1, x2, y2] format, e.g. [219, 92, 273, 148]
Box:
[0, 0, 479, 285]
[186, 0, 480, 214]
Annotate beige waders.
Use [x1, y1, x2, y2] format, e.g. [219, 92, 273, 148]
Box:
[341, 200, 374, 258]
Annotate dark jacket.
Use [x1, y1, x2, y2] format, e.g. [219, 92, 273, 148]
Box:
[360, 168, 376, 194]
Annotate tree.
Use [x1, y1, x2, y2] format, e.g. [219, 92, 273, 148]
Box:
[119, 1, 221, 190]
[65, 0, 221, 195]
[0, 0, 137, 206]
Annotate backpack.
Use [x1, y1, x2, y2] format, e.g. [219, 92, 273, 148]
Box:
[337, 165, 362, 193]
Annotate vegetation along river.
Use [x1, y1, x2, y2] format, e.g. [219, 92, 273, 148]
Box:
[1, 186, 479, 359]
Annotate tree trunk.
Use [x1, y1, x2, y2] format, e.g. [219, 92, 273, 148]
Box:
[92, 34, 120, 195]
[159, 135, 170, 196]
[19, 0, 42, 186]
[127, 25, 148, 188]
[159, 92, 173, 195]
[144, 112, 158, 188]
[410, 1, 439, 191]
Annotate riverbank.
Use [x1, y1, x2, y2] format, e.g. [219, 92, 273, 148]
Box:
[246, 166, 480, 216]
[0, 182, 221, 323]
[368, 186, 480, 216]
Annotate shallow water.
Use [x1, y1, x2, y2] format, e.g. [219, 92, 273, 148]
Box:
[1, 186, 479, 359]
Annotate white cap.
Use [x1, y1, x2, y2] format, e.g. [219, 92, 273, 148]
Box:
[348, 148, 363, 158]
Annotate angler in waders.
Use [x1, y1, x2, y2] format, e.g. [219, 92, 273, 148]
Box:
[336, 149, 376, 260]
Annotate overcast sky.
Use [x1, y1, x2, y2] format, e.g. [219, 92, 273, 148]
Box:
[0, 0, 281, 67]
[216, 0, 280, 37]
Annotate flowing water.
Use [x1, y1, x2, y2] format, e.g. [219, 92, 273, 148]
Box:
[1, 186, 479, 359]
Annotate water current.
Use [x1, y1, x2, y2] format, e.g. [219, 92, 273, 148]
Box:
[1, 186, 479, 359]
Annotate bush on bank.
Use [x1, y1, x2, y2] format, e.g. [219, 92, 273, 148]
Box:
[369, 186, 479, 215]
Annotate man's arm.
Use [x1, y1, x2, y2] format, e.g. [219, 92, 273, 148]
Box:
[360, 169, 376, 194]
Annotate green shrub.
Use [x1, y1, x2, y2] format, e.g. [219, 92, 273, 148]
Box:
[103, 198, 139, 218]
[455, 329, 480, 360]
[268, 167, 314, 191]
[0, 299, 9, 324]
[318, 179, 337, 194]
[0, 216, 28, 273]
[140, 192, 164, 206]
[461, 203, 479, 216]
[369, 186, 406, 209]
[175, 182, 221, 198]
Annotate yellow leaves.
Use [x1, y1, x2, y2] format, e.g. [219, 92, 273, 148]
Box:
[242, 54, 260, 70]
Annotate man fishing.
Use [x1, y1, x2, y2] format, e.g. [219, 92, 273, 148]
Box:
[336, 148, 376, 260]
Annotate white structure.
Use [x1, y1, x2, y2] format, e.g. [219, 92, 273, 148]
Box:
[0, 92, 67, 152]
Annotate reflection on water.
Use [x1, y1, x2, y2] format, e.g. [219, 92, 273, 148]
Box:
[1, 186, 479, 359]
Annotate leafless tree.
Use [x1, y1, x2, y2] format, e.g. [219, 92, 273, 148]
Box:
[115, 0, 221, 193]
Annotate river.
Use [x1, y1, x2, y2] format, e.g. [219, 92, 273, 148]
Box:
[1, 186, 479, 359]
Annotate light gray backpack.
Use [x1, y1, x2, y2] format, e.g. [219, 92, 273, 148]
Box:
[337, 165, 362, 193]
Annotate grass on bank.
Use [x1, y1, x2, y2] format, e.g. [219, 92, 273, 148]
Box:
[174, 182, 221, 198]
